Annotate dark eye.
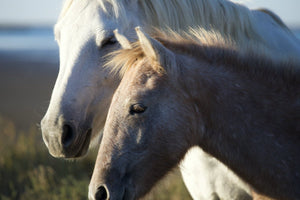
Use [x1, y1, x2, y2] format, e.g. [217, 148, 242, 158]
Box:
[129, 103, 147, 115]
[101, 36, 117, 48]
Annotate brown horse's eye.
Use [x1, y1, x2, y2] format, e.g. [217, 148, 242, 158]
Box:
[130, 104, 147, 115]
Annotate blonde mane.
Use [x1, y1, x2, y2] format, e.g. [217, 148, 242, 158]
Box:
[105, 28, 237, 77]
[105, 41, 145, 77]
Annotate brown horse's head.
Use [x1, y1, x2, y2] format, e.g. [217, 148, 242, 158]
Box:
[89, 28, 198, 200]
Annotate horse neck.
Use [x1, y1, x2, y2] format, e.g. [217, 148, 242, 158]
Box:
[178, 57, 300, 200]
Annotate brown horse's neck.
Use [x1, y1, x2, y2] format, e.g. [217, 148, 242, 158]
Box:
[179, 58, 300, 200]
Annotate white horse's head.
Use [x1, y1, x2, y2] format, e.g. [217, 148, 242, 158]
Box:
[41, 0, 140, 158]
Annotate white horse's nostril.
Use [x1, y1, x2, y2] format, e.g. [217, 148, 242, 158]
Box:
[61, 123, 75, 148]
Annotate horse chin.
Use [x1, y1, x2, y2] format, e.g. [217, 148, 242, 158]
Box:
[69, 115, 105, 158]
[74, 128, 92, 158]
[123, 186, 138, 200]
[118, 186, 136, 200]
[69, 120, 104, 158]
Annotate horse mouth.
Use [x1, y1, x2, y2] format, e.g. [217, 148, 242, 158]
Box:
[75, 129, 92, 157]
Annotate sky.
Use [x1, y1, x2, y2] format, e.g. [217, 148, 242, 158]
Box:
[0, 0, 299, 27]
[0, 0, 62, 26]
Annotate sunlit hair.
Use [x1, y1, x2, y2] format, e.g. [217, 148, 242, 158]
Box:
[56, 0, 291, 53]
[98, 0, 290, 44]
[106, 27, 299, 81]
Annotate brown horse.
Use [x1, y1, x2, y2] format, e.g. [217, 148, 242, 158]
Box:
[89, 28, 300, 200]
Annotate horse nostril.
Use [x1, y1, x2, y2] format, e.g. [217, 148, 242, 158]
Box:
[61, 123, 75, 148]
[95, 185, 109, 200]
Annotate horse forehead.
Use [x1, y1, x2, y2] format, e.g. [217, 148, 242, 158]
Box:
[56, 0, 117, 34]
[131, 61, 160, 81]
[120, 64, 165, 99]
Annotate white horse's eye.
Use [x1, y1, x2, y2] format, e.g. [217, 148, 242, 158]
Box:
[129, 103, 147, 115]
[100, 36, 117, 48]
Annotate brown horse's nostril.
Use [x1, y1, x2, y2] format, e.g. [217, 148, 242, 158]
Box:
[95, 185, 108, 200]
[61, 123, 75, 148]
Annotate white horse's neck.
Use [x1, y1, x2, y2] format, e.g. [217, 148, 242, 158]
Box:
[179, 56, 300, 200]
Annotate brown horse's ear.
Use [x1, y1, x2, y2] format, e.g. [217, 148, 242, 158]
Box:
[135, 27, 176, 74]
[114, 29, 132, 49]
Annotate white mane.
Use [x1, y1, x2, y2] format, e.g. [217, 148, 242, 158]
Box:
[56, 0, 293, 52]
[97, 0, 288, 47]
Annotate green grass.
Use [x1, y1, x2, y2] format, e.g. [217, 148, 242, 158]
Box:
[0, 116, 191, 200]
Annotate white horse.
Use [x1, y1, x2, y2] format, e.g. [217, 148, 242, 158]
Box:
[41, 0, 300, 199]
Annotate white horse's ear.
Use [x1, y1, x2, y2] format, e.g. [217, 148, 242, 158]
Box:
[114, 29, 132, 49]
[135, 27, 176, 72]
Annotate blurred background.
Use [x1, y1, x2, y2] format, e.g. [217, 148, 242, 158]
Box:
[0, 0, 299, 199]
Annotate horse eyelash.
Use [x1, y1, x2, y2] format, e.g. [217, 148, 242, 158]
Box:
[129, 104, 148, 115]
[100, 36, 117, 48]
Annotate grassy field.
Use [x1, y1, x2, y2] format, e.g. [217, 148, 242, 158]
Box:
[0, 116, 191, 200]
